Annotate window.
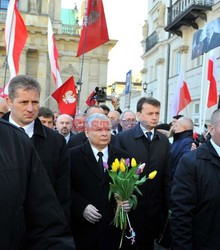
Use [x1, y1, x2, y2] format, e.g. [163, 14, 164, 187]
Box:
[0, 0, 10, 10]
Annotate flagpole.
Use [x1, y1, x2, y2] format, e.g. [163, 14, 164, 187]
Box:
[3, 1, 16, 95]
[77, 0, 88, 110]
[40, 95, 52, 106]
[199, 53, 207, 134]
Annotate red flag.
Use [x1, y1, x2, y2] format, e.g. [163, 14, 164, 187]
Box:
[48, 17, 62, 88]
[85, 91, 96, 106]
[1, 0, 28, 96]
[76, 0, 109, 57]
[52, 76, 77, 116]
[171, 70, 191, 117]
[207, 52, 217, 108]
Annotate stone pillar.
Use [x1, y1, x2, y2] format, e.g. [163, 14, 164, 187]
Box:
[19, 50, 27, 75]
[54, 0, 61, 23]
[37, 51, 48, 103]
[41, 0, 49, 15]
[19, 0, 28, 12]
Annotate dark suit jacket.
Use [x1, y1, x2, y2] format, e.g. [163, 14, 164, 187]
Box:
[203, 32, 220, 53]
[117, 123, 171, 243]
[68, 131, 117, 148]
[69, 142, 129, 250]
[3, 113, 71, 221]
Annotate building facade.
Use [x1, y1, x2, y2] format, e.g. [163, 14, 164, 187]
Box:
[142, 0, 220, 126]
[0, 0, 116, 111]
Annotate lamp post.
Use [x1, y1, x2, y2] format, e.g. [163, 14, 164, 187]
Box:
[76, 79, 82, 110]
[143, 82, 147, 93]
[111, 82, 116, 95]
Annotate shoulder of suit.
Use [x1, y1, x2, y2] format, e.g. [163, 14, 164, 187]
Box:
[0, 118, 30, 141]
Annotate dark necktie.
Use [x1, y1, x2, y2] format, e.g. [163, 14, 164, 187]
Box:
[97, 152, 104, 174]
[113, 130, 117, 135]
[146, 131, 152, 141]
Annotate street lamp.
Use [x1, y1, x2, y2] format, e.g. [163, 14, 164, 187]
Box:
[143, 82, 147, 93]
[111, 82, 116, 93]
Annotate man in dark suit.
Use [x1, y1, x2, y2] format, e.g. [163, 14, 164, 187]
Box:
[0, 119, 75, 249]
[69, 113, 130, 250]
[117, 97, 171, 250]
[3, 75, 71, 221]
[38, 106, 55, 129]
[203, 21, 220, 53]
[56, 114, 74, 143]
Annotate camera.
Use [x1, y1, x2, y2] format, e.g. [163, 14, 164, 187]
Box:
[93, 87, 112, 103]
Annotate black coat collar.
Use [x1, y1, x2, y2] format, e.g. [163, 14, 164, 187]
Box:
[2, 112, 47, 138]
[81, 141, 119, 182]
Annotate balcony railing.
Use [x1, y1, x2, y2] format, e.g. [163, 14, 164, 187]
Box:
[145, 31, 158, 53]
[62, 24, 80, 36]
[0, 12, 6, 23]
[169, 0, 213, 23]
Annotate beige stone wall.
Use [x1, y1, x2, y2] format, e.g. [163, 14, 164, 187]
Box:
[0, 0, 116, 113]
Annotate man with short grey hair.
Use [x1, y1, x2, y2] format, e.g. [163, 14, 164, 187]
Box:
[120, 110, 136, 131]
[69, 113, 130, 250]
[3, 75, 71, 221]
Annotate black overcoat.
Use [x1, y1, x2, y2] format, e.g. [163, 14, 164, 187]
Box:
[171, 141, 220, 249]
[3, 113, 71, 221]
[117, 123, 171, 244]
[0, 119, 75, 249]
[69, 141, 129, 250]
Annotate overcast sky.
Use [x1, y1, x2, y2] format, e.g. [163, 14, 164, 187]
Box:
[61, 0, 148, 85]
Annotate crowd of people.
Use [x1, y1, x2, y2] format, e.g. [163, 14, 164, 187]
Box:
[0, 75, 219, 250]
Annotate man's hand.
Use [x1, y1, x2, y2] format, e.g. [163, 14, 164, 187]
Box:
[121, 200, 132, 213]
[111, 97, 119, 110]
[83, 204, 102, 224]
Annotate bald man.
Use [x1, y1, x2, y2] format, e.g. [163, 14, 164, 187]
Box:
[0, 97, 9, 118]
[171, 117, 194, 177]
[56, 114, 73, 143]
[107, 110, 121, 135]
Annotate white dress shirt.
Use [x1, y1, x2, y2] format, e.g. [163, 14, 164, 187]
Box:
[9, 115, 34, 138]
[140, 124, 154, 140]
[210, 138, 220, 157]
[90, 144, 109, 165]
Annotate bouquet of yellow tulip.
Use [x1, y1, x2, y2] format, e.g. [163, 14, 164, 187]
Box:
[103, 158, 157, 248]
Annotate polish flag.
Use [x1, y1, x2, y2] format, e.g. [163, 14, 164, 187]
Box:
[1, 0, 28, 96]
[52, 76, 77, 116]
[207, 51, 218, 108]
[48, 17, 62, 88]
[76, 0, 109, 57]
[171, 70, 191, 117]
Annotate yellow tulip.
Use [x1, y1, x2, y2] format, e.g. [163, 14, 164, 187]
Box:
[119, 161, 126, 172]
[148, 170, 157, 179]
[112, 162, 118, 172]
[114, 158, 120, 169]
[131, 158, 137, 167]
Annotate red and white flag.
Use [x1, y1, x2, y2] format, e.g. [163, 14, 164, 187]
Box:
[207, 51, 218, 108]
[48, 17, 62, 88]
[2, 0, 28, 96]
[52, 76, 77, 116]
[76, 0, 109, 57]
[85, 90, 96, 106]
[171, 70, 191, 117]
